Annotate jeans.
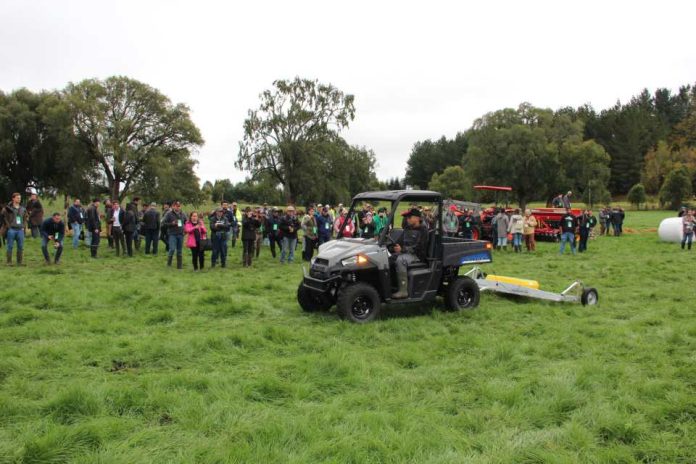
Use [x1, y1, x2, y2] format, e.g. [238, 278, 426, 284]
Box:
[168, 234, 184, 257]
[496, 235, 507, 247]
[681, 231, 693, 249]
[41, 237, 63, 263]
[281, 236, 297, 263]
[71, 222, 82, 249]
[212, 232, 227, 266]
[6, 228, 25, 253]
[144, 229, 159, 254]
[269, 234, 283, 258]
[559, 231, 576, 255]
[512, 233, 522, 247]
[612, 222, 621, 236]
[85, 229, 92, 247]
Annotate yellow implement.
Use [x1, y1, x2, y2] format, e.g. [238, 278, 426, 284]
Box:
[485, 274, 540, 290]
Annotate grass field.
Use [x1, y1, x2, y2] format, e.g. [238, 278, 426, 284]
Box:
[0, 210, 694, 463]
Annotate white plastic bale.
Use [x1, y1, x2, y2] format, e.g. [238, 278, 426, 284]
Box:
[657, 217, 684, 242]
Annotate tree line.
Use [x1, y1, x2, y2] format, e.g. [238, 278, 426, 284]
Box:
[404, 84, 696, 209]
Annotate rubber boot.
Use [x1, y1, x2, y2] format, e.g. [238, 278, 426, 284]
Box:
[17, 251, 24, 266]
[391, 271, 409, 299]
[167, 255, 173, 267]
[90, 246, 97, 258]
[247, 254, 252, 267]
[682, 242, 685, 250]
[242, 252, 248, 267]
[6, 251, 12, 266]
[176, 255, 183, 269]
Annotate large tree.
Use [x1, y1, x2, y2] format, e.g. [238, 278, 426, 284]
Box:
[236, 78, 355, 203]
[428, 165, 471, 199]
[66, 76, 203, 201]
[404, 133, 468, 189]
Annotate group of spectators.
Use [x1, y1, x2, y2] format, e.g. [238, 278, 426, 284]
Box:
[598, 207, 626, 236]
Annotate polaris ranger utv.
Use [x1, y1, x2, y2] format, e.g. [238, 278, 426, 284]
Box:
[297, 190, 493, 323]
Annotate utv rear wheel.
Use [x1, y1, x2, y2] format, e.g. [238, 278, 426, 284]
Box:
[581, 287, 599, 306]
[337, 283, 381, 323]
[446, 277, 480, 311]
[297, 283, 332, 312]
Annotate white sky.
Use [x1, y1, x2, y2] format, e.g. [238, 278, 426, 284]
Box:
[2, 0, 695, 184]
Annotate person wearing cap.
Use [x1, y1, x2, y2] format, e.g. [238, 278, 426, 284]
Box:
[163, 201, 187, 268]
[390, 208, 429, 299]
[279, 205, 300, 264]
[241, 206, 261, 267]
[301, 206, 318, 261]
[459, 209, 475, 239]
[316, 206, 333, 245]
[40, 212, 65, 265]
[266, 208, 283, 258]
[443, 205, 459, 237]
[142, 202, 161, 255]
[209, 207, 231, 267]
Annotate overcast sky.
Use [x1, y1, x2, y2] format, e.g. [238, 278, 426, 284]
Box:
[2, 0, 695, 184]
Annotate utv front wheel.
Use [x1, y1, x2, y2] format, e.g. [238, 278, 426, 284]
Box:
[446, 277, 480, 311]
[337, 283, 381, 323]
[297, 283, 333, 312]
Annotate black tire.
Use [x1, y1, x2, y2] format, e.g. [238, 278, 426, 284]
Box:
[336, 282, 381, 323]
[446, 276, 480, 311]
[297, 283, 333, 312]
[581, 287, 599, 306]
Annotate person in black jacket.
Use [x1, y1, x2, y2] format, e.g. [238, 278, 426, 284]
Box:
[67, 198, 85, 249]
[266, 208, 283, 258]
[25, 193, 44, 239]
[108, 200, 127, 257]
[123, 203, 137, 257]
[559, 209, 577, 255]
[209, 208, 231, 268]
[163, 201, 187, 269]
[578, 209, 597, 253]
[389, 208, 429, 299]
[241, 207, 261, 267]
[85, 198, 101, 258]
[279, 206, 300, 264]
[40, 213, 65, 264]
[142, 202, 161, 255]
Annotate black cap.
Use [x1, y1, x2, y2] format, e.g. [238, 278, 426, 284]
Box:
[402, 207, 422, 218]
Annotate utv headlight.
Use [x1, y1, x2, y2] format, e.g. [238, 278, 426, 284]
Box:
[341, 254, 369, 266]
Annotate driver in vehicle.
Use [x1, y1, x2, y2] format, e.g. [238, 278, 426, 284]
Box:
[390, 207, 429, 299]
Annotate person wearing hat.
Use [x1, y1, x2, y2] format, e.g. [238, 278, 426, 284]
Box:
[316, 206, 333, 245]
[209, 207, 231, 267]
[279, 205, 300, 264]
[390, 207, 429, 299]
[163, 201, 187, 268]
[142, 202, 161, 255]
[266, 207, 283, 258]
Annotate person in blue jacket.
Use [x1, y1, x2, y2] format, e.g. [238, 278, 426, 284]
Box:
[316, 206, 333, 246]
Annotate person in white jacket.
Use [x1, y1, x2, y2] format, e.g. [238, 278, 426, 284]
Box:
[508, 208, 524, 253]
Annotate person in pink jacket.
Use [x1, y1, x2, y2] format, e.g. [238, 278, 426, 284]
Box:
[334, 208, 355, 238]
[184, 211, 207, 271]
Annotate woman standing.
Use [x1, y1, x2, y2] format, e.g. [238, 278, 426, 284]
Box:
[241, 207, 261, 267]
[523, 209, 537, 252]
[184, 211, 207, 271]
[508, 208, 524, 253]
[334, 208, 355, 238]
[681, 209, 695, 251]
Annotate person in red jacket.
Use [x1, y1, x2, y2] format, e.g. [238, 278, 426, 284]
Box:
[184, 211, 207, 271]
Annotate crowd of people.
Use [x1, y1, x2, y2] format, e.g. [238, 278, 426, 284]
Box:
[2, 190, 690, 269]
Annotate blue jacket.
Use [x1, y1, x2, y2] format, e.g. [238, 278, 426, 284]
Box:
[41, 218, 66, 241]
[316, 213, 333, 238]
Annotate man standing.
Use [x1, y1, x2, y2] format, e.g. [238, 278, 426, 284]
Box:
[40, 212, 65, 265]
[266, 208, 283, 258]
[209, 207, 231, 267]
[142, 202, 161, 255]
[103, 199, 114, 248]
[578, 209, 597, 253]
[301, 206, 318, 261]
[67, 198, 85, 250]
[86, 198, 102, 258]
[230, 202, 241, 248]
[559, 209, 577, 255]
[163, 201, 186, 269]
[3, 193, 27, 266]
[279, 205, 300, 264]
[128, 197, 141, 250]
[316, 206, 333, 245]
[390, 208, 429, 299]
[160, 202, 171, 252]
[459, 209, 475, 239]
[562, 191, 572, 209]
[108, 200, 126, 257]
[26, 192, 44, 239]
[123, 203, 137, 257]
[443, 205, 459, 237]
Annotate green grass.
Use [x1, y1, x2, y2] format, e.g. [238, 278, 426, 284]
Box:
[1, 210, 694, 463]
